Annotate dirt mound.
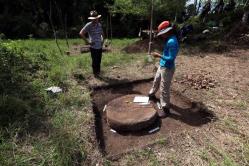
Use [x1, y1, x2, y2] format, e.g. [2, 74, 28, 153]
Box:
[122, 39, 163, 53]
[106, 94, 157, 131]
[225, 23, 249, 39]
[224, 23, 249, 46]
[178, 72, 218, 90]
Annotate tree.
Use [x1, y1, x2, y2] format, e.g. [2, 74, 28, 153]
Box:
[110, 0, 187, 26]
[0, 0, 112, 38]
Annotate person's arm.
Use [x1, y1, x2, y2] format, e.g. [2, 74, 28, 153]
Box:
[101, 24, 105, 46]
[79, 29, 89, 44]
[163, 39, 178, 63]
[151, 52, 162, 58]
[79, 24, 92, 45]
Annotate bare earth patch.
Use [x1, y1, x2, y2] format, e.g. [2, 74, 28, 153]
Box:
[85, 47, 249, 165]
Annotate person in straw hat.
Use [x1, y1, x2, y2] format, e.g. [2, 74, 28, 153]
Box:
[148, 21, 179, 118]
[79, 10, 104, 77]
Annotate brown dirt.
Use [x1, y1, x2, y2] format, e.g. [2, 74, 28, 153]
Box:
[225, 22, 249, 40]
[122, 39, 163, 53]
[123, 25, 249, 54]
[92, 81, 215, 158]
[177, 71, 218, 90]
[86, 62, 156, 88]
[66, 44, 111, 55]
[83, 41, 249, 165]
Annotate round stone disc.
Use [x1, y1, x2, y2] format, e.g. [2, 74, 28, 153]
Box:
[106, 94, 157, 131]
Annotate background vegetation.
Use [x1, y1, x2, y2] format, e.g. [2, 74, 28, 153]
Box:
[1, 0, 248, 39]
[0, 38, 144, 165]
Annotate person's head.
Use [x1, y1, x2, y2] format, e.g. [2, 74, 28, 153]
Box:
[157, 21, 175, 40]
[88, 10, 101, 23]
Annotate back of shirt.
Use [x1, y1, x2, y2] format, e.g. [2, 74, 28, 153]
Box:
[159, 35, 179, 69]
[82, 22, 103, 49]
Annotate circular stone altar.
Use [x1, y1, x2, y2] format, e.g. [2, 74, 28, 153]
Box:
[106, 94, 158, 131]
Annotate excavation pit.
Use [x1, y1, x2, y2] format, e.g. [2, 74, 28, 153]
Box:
[91, 80, 215, 158]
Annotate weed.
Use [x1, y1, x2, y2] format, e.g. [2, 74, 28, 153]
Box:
[154, 138, 168, 146]
[103, 159, 112, 166]
[225, 99, 248, 110]
[209, 144, 238, 166]
[139, 148, 160, 166]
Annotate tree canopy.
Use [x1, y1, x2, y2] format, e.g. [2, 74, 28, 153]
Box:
[0, 0, 247, 38]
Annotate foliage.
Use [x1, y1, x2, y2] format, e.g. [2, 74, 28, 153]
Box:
[0, 42, 45, 128]
[0, 38, 144, 165]
[0, 0, 112, 38]
[186, 16, 203, 32]
[110, 0, 187, 20]
[110, 0, 151, 16]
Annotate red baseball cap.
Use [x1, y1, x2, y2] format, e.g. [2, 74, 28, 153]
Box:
[157, 21, 173, 37]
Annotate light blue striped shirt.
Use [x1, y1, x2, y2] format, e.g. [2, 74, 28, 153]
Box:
[82, 22, 103, 49]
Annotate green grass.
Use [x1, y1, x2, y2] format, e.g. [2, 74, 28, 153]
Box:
[120, 148, 161, 166]
[198, 145, 238, 166]
[0, 38, 143, 165]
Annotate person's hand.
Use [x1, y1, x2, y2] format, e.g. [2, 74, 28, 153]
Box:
[86, 40, 94, 46]
[90, 41, 95, 46]
[151, 52, 161, 58]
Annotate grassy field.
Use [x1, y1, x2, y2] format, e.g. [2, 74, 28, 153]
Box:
[1, 38, 249, 166]
[0, 38, 145, 165]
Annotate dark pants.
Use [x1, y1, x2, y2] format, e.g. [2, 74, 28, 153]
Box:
[90, 48, 102, 75]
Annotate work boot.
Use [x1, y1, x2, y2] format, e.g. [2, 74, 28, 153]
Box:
[148, 94, 157, 101]
[157, 107, 170, 118]
[157, 109, 166, 118]
[93, 72, 100, 78]
[163, 107, 170, 115]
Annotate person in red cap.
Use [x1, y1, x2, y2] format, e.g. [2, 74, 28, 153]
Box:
[148, 21, 179, 118]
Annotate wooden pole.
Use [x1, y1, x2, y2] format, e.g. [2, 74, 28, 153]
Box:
[147, 0, 154, 62]
[48, 0, 63, 56]
[110, 12, 113, 43]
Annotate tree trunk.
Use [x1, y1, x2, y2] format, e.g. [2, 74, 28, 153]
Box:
[242, 11, 249, 24]
[194, 0, 198, 15]
[197, 0, 202, 15]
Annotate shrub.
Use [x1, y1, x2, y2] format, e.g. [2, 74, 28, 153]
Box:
[186, 16, 204, 33]
[0, 43, 43, 128]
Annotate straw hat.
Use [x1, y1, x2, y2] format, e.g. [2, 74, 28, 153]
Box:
[88, 10, 101, 20]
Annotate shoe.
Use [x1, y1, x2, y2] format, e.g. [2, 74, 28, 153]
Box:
[148, 94, 157, 101]
[163, 107, 170, 115]
[157, 109, 167, 118]
[93, 72, 100, 78]
[158, 107, 170, 118]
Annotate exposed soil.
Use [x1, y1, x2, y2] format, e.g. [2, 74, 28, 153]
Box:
[122, 29, 249, 54]
[86, 63, 156, 88]
[178, 71, 218, 90]
[122, 39, 163, 53]
[91, 81, 215, 158]
[83, 40, 249, 165]
[66, 44, 111, 55]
